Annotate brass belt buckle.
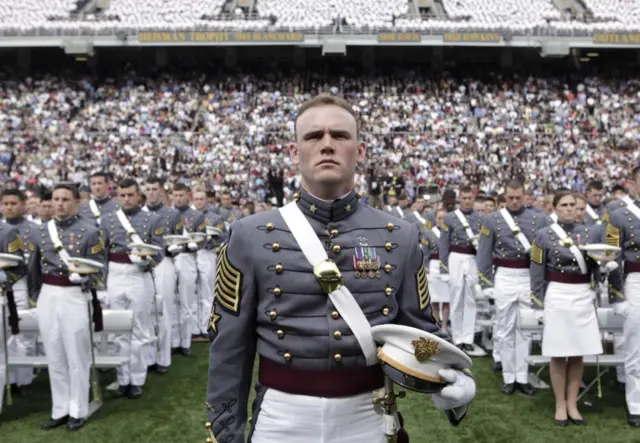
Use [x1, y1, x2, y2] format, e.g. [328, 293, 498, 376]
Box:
[313, 259, 344, 294]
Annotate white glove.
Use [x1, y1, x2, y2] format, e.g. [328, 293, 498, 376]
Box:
[128, 254, 144, 264]
[168, 244, 183, 255]
[0, 270, 7, 283]
[534, 311, 545, 324]
[613, 301, 632, 318]
[432, 369, 476, 411]
[69, 273, 89, 284]
[440, 274, 450, 283]
[483, 288, 495, 299]
[599, 261, 619, 274]
[187, 242, 199, 252]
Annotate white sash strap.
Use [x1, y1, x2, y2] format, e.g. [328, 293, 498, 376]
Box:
[414, 211, 426, 224]
[89, 199, 101, 222]
[116, 209, 144, 245]
[47, 220, 71, 265]
[550, 213, 558, 223]
[395, 207, 404, 218]
[386, 206, 393, 213]
[585, 204, 601, 224]
[499, 208, 531, 251]
[279, 203, 377, 366]
[431, 226, 441, 239]
[454, 209, 476, 245]
[550, 223, 588, 274]
[622, 196, 640, 221]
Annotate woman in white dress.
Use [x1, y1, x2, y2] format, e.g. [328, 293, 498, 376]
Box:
[424, 208, 449, 334]
[529, 191, 602, 426]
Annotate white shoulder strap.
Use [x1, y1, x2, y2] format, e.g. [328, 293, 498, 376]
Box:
[89, 199, 101, 220]
[116, 209, 144, 245]
[622, 196, 640, 221]
[47, 220, 71, 265]
[454, 209, 477, 242]
[431, 226, 441, 239]
[278, 202, 377, 366]
[550, 223, 588, 274]
[499, 208, 531, 251]
[550, 213, 558, 223]
[395, 207, 404, 218]
[585, 204, 601, 224]
[414, 211, 426, 224]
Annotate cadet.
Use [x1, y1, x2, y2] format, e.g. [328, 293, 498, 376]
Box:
[217, 192, 244, 228]
[0, 221, 28, 419]
[29, 183, 106, 431]
[193, 188, 227, 340]
[530, 191, 602, 426]
[172, 183, 206, 354]
[422, 208, 450, 334]
[583, 180, 606, 226]
[144, 176, 184, 374]
[101, 178, 164, 398]
[1, 188, 37, 392]
[206, 94, 475, 443]
[605, 166, 640, 427]
[78, 172, 119, 225]
[476, 180, 545, 396]
[439, 185, 482, 353]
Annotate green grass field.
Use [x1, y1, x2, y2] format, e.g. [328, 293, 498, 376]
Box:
[1, 344, 639, 443]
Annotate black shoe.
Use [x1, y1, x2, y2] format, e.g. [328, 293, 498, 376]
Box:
[42, 416, 69, 430]
[147, 364, 158, 372]
[128, 385, 143, 398]
[555, 419, 569, 427]
[461, 344, 474, 352]
[628, 414, 640, 427]
[10, 384, 30, 397]
[516, 382, 536, 396]
[568, 415, 586, 426]
[67, 417, 84, 431]
[114, 384, 130, 398]
[180, 347, 191, 357]
[493, 361, 503, 372]
[155, 365, 169, 375]
[501, 383, 516, 395]
[171, 347, 180, 355]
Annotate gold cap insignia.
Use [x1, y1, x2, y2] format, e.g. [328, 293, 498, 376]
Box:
[411, 337, 440, 363]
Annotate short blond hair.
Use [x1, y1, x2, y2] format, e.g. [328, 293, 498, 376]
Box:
[294, 94, 359, 139]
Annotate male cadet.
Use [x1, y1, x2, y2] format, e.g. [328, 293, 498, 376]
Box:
[206, 94, 475, 443]
[605, 166, 640, 427]
[101, 178, 164, 398]
[144, 176, 184, 374]
[604, 183, 632, 224]
[218, 192, 243, 228]
[78, 172, 119, 225]
[172, 183, 206, 354]
[28, 183, 105, 431]
[476, 180, 544, 395]
[35, 190, 53, 225]
[384, 189, 405, 219]
[0, 220, 27, 420]
[439, 185, 482, 354]
[584, 180, 605, 225]
[1, 189, 37, 393]
[192, 188, 226, 340]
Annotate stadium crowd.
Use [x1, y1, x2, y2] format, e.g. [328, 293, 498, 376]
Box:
[0, 68, 638, 203]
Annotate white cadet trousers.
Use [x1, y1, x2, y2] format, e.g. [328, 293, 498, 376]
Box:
[448, 252, 478, 345]
[0, 306, 6, 415]
[37, 284, 91, 419]
[107, 262, 154, 387]
[8, 278, 34, 387]
[494, 267, 530, 384]
[196, 249, 216, 335]
[151, 257, 176, 368]
[252, 388, 387, 443]
[174, 252, 198, 348]
[623, 273, 640, 415]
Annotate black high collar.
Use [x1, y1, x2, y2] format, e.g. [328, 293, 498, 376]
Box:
[297, 188, 360, 224]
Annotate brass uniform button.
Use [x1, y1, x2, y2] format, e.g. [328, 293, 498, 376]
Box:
[284, 352, 292, 362]
[266, 223, 274, 232]
[276, 329, 285, 339]
[273, 286, 282, 296]
[331, 311, 340, 320]
[334, 353, 342, 362]
[356, 192, 362, 199]
[382, 307, 390, 316]
[384, 264, 392, 273]
[386, 223, 394, 232]
[333, 330, 342, 339]
[332, 244, 341, 253]
[272, 242, 280, 252]
[293, 193, 300, 201]
[384, 242, 392, 251]
[269, 310, 278, 321]
[384, 286, 393, 296]
[330, 229, 339, 237]
[275, 264, 283, 274]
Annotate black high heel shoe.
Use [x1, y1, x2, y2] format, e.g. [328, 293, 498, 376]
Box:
[555, 418, 569, 427]
[568, 415, 586, 426]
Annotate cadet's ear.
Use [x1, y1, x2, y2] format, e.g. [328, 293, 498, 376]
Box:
[289, 142, 299, 166]
[356, 141, 367, 163]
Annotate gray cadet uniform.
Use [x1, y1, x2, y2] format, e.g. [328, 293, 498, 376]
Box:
[439, 209, 482, 347]
[174, 205, 206, 350]
[422, 226, 448, 303]
[476, 208, 546, 387]
[206, 189, 445, 442]
[530, 222, 602, 358]
[5, 215, 38, 388]
[100, 206, 163, 388]
[145, 202, 184, 369]
[78, 197, 120, 226]
[28, 215, 106, 421]
[218, 206, 243, 228]
[0, 222, 27, 415]
[604, 201, 640, 420]
[583, 203, 605, 226]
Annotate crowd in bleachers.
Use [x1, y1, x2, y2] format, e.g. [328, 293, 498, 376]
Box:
[0, 67, 638, 204]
